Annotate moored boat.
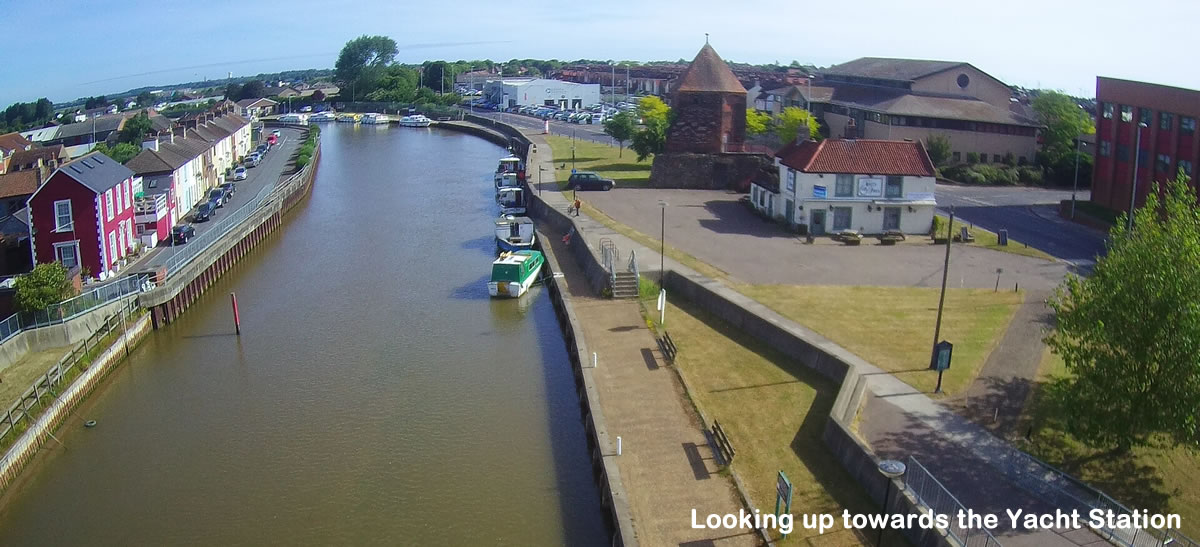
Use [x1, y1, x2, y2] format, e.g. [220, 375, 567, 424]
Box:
[496, 187, 527, 215]
[361, 113, 390, 124]
[488, 250, 545, 298]
[495, 215, 536, 252]
[309, 111, 337, 122]
[399, 114, 432, 127]
[336, 113, 360, 123]
[495, 155, 525, 183]
[495, 172, 520, 189]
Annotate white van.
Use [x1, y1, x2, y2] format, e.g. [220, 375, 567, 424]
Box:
[590, 113, 605, 124]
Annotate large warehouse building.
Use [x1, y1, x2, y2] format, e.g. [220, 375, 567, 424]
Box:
[484, 78, 601, 110]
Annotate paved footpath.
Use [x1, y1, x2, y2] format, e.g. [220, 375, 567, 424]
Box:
[530, 134, 758, 546]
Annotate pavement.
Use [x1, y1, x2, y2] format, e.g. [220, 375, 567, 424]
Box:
[527, 132, 757, 546]
[472, 110, 612, 143]
[935, 184, 1107, 270]
[131, 126, 305, 271]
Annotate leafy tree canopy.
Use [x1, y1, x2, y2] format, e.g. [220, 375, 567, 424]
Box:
[335, 35, 399, 98]
[93, 142, 141, 164]
[1046, 172, 1200, 448]
[603, 112, 637, 157]
[746, 110, 770, 136]
[775, 107, 820, 143]
[15, 263, 76, 313]
[924, 135, 952, 167]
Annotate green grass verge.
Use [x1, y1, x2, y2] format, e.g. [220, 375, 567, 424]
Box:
[1020, 347, 1200, 537]
[545, 135, 652, 187]
[640, 288, 873, 545]
[736, 285, 1023, 396]
[936, 214, 1056, 261]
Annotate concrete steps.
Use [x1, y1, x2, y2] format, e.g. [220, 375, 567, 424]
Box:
[612, 271, 639, 299]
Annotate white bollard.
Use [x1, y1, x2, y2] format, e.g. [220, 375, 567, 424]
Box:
[617, 436, 622, 456]
[593, 352, 598, 368]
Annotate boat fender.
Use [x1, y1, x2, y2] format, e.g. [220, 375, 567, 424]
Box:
[84, 420, 98, 428]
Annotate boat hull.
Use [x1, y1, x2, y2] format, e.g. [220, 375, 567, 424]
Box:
[487, 261, 543, 298]
[496, 235, 536, 252]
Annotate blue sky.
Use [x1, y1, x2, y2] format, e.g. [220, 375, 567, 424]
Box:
[1, 0, 1195, 106]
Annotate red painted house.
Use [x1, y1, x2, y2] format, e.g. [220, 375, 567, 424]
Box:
[28, 152, 139, 280]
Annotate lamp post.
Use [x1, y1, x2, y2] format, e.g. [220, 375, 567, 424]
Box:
[876, 459, 907, 547]
[1128, 121, 1148, 231]
[930, 207, 953, 390]
[659, 200, 668, 284]
[1070, 136, 1082, 219]
[538, 165, 546, 196]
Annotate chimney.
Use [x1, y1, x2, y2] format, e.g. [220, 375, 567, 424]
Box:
[845, 118, 857, 139]
[142, 137, 159, 152]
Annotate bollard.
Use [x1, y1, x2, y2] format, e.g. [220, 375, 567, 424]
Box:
[592, 352, 597, 368]
[1015, 282, 1019, 293]
[231, 292, 241, 335]
[617, 436, 622, 456]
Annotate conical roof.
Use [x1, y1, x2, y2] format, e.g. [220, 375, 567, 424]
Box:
[674, 43, 746, 94]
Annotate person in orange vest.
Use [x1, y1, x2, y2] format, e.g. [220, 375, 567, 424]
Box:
[573, 198, 581, 217]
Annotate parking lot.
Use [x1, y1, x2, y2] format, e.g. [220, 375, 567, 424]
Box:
[470, 100, 642, 143]
[580, 187, 1072, 292]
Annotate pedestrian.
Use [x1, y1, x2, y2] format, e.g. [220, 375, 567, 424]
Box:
[573, 198, 581, 217]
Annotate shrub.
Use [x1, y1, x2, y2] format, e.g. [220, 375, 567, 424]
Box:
[941, 165, 969, 181]
[966, 152, 980, 164]
[295, 153, 311, 169]
[1018, 166, 1044, 184]
[1002, 152, 1017, 166]
[962, 170, 988, 184]
[931, 215, 944, 237]
[968, 164, 1019, 185]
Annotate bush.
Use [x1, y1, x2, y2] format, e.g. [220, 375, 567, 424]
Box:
[962, 169, 988, 184]
[1018, 166, 1044, 184]
[295, 153, 311, 169]
[931, 215, 944, 237]
[967, 164, 1019, 185]
[966, 152, 980, 164]
[1002, 152, 1017, 166]
[941, 165, 969, 181]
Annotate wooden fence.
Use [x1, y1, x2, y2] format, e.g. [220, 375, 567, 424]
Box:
[711, 420, 736, 466]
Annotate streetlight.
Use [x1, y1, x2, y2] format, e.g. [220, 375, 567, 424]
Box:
[1128, 121, 1148, 231]
[538, 165, 546, 196]
[930, 206, 953, 389]
[876, 459, 907, 547]
[659, 200, 668, 284]
[1070, 136, 1082, 219]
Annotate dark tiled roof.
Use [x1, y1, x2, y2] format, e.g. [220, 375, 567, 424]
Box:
[826, 85, 1039, 126]
[54, 114, 126, 140]
[761, 84, 835, 104]
[0, 170, 40, 199]
[126, 136, 212, 174]
[236, 98, 278, 108]
[675, 44, 746, 94]
[0, 132, 32, 154]
[56, 152, 134, 193]
[777, 139, 936, 177]
[822, 57, 966, 82]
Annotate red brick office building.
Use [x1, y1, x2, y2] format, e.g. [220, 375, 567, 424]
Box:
[1093, 77, 1200, 214]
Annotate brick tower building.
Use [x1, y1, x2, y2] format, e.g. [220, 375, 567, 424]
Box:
[665, 42, 748, 154]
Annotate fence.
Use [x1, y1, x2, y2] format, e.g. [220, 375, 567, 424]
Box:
[0, 298, 141, 449]
[659, 332, 678, 362]
[904, 456, 1002, 547]
[0, 274, 148, 345]
[160, 181, 277, 277]
[710, 420, 735, 465]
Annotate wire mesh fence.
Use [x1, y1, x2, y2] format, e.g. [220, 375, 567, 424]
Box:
[0, 274, 148, 345]
[905, 456, 1003, 547]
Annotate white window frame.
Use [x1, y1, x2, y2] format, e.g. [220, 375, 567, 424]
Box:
[53, 241, 80, 269]
[835, 174, 855, 197]
[106, 189, 114, 221]
[109, 232, 117, 267]
[885, 176, 904, 198]
[786, 169, 796, 192]
[53, 199, 73, 232]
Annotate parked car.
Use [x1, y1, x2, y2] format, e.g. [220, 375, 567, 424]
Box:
[208, 188, 227, 208]
[220, 182, 236, 198]
[256, 143, 269, 155]
[271, 129, 281, 138]
[171, 224, 196, 244]
[566, 171, 615, 191]
[233, 166, 247, 180]
[300, 106, 312, 112]
[245, 153, 260, 167]
[193, 202, 216, 222]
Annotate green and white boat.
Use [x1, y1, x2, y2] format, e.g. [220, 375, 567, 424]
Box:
[488, 250, 545, 298]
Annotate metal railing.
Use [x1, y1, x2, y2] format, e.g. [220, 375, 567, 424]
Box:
[905, 456, 1002, 547]
[599, 238, 618, 287]
[0, 274, 148, 344]
[628, 249, 639, 282]
[161, 181, 277, 277]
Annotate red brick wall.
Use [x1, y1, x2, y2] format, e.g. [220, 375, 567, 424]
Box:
[665, 91, 747, 154]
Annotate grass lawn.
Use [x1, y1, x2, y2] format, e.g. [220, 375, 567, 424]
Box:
[640, 281, 873, 545]
[736, 285, 1023, 396]
[544, 135, 652, 187]
[1019, 347, 1200, 538]
[936, 214, 1055, 261]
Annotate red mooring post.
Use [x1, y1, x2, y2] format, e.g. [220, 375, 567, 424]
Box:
[230, 292, 241, 335]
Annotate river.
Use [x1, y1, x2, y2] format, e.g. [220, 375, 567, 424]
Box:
[0, 123, 608, 545]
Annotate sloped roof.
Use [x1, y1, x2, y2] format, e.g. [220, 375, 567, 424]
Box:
[54, 114, 126, 140]
[55, 152, 134, 193]
[0, 132, 32, 154]
[777, 139, 936, 177]
[675, 44, 746, 94]
[760, 84, 835, 104]
[822, 57, 966, 82]
[236, 98, 278, 108]
[0, 170, 40, 199]
[126, 136, 213, 175]
[8, 145, 67, 168]
[826, 85, 1039, 126]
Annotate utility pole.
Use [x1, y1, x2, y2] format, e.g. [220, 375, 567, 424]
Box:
[930, 208, 953, 374]
[1128, 122, 1147, 231]
[1070, 137, 1081, 219]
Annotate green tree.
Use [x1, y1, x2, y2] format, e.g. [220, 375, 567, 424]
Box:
[15, 262, 76, 313]
[924, 135, 952, 167]
[224, 83, 242, 101]
[335, 35, 398, 99]
[365, 65, 419, 103]
[238, 80, 266, 100]
[1033, 91, 1095, 182]
[746, 109, 771, 136]
[93, 142, 141, 164]
[637, 96, 670, 127]
[603, 112, 637, 157]
[1046, 172, 1200, 448]
[85, 96, 108, 109]
[136, 91, 155, 107]
[631, 96, 672, 161]
[117, 112, 152, 144]
[775, 107, 820, 143]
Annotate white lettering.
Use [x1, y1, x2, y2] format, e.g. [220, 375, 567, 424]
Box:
[779, 513, 794, 535]
[1006, 508, 1024, 529]
[691, 509, 703, 529]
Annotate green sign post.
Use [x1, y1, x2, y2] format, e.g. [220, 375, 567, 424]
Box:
[930, 340, 953, 393]
[775, 471, 793, 539]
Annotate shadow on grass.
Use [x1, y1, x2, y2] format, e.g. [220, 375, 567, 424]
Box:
[667, 295, 875, 542]
[593, 162, 651, 172]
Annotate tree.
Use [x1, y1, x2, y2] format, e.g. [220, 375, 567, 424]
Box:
[94, 142, 141, 164]
[15, 263, 76, 313]
[775, 107, 820, 143]
[238, 80, 266, 100]
[631, 96, 672, 161]
[603, 112, 637, 157]
[746, 109, 771, 136]
[334, 35, 398, 99]
[85, 96, 109, 109]
[311, 89, 326, 102]
[366, 65, 419, 103]
[117, 112, 152, 144]
[224, 83, 242, 101]
[1046, 172, 1200, 449]
[637, 96, 670, 127]
[1033, 91, 1095, 183]
[924, 135, 952, 167]
[136, 91, 155, 107]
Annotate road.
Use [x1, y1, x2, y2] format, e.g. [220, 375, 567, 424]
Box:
[936, 184, 1107, 270]
[137, 126, 305, 270]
